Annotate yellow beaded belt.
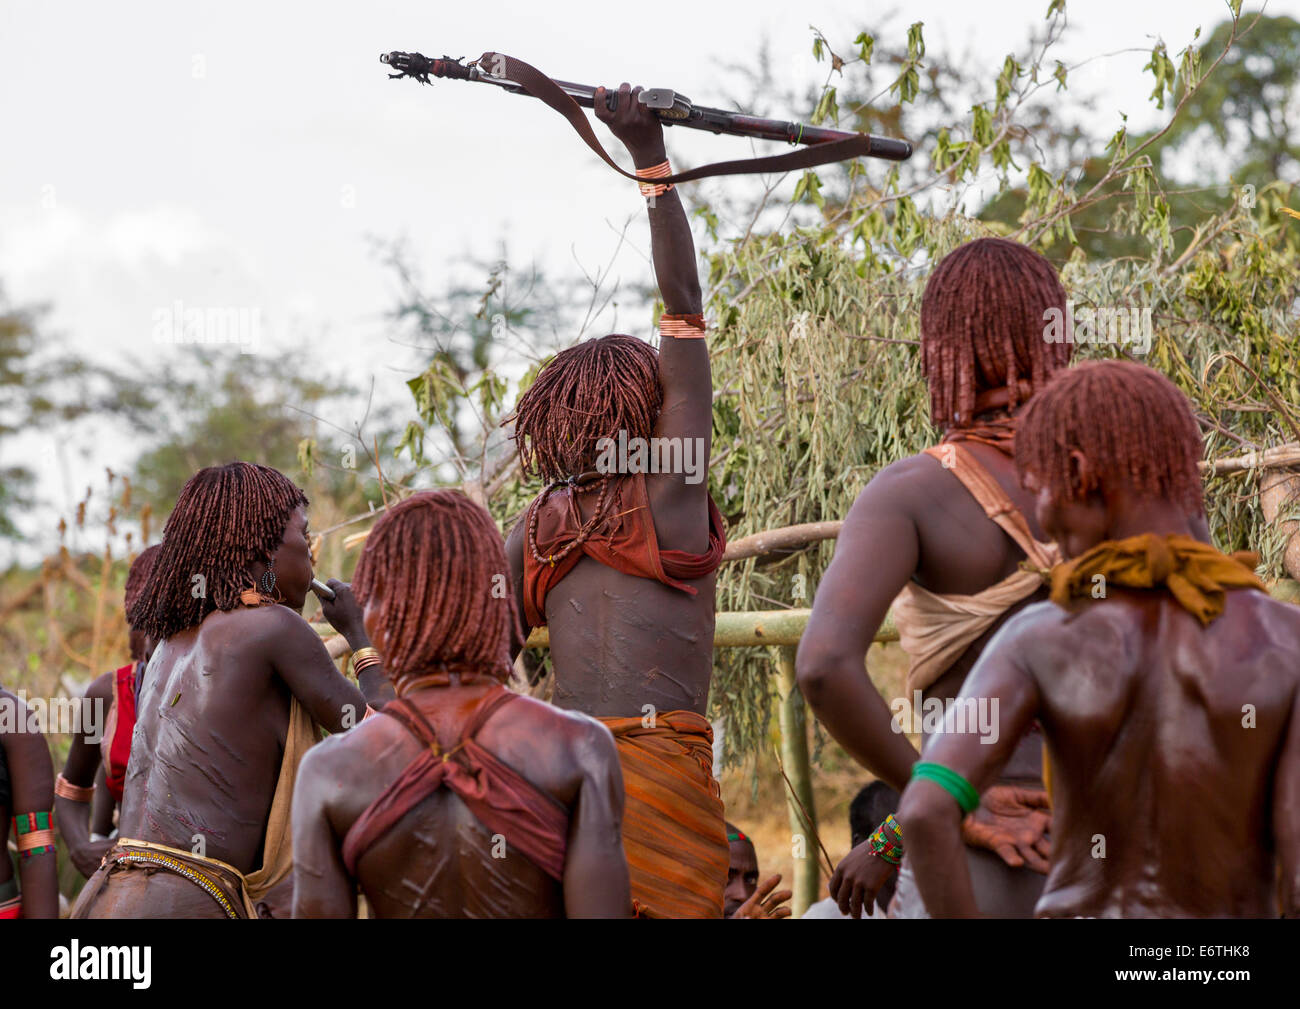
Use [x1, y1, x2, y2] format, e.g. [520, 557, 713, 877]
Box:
[110, 849, 241, 919]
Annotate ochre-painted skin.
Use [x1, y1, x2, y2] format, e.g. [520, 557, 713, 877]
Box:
[291, 682, 631, 918]
[85, 507, 392, 917]
[899, 486, 1300, 917]
[800, 437, 1050, 790]
[504, 85, 713, 720]
[0, 686, 58, 918]
[798, 430, 1061, 914]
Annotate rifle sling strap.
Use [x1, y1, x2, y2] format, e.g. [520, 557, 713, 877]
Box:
[481, 51, 890, 185]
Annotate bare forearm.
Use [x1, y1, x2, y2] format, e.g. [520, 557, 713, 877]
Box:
[18, 852, 58, 918]
[897, 793, 980, 917]
[623, 136, 700, 315]
[646, 190, 701, 314]
[54, 796, 98, 872]
[357, 663, 394, 709]
[564, 848, 633, 917]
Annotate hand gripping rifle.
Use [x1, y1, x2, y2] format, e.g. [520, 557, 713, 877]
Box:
[379, 51, 912, 186]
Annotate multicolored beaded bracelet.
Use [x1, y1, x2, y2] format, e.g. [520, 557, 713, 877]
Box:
[13, 811, 57, 859]
[868, 813, 904, 866]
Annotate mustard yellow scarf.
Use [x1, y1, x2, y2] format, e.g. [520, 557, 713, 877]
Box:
[1049, 533, 1264, 625]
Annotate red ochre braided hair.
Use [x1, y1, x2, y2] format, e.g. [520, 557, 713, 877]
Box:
[920, 236, 1072, 429]
[1016, 359, 1206, 515]
[506, 334, 662, 483]
[352, 489, 517, 679]
[123, 543, 163, 627]
[126, 462, 308, 640]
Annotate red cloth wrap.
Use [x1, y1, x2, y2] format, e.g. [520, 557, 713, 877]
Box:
[341, 686, 569, 881]
[102, 662, 137, 803]
[522, 472, 727, 628]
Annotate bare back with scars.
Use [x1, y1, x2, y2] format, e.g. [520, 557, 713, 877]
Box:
[919, 586, 1300, 917]
[116, 604, 373, 916]
[292, 683, 630, 918]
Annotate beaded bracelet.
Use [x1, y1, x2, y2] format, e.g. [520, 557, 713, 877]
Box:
[13, 811, 57, 859]
[868, 813, 904, 866]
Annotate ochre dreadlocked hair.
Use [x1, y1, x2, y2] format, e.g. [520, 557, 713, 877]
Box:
[506, 334, 662, 482]
[921, 237, 1071, 429]
[123, 543, 162, 626]
[126, 462, 308, 640]
[352, 489, 516, 678]
[1016, 359, 1205, 514]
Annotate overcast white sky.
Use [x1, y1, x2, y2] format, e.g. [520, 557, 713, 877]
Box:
[1, 0, 1292, 553]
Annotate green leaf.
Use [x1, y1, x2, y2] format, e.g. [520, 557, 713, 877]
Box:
[1143, 41, 1176, 110]
[906, 22, 926, 61]
[854, 32, 874, 65]
[394, 421, 424, 463]
[297, 438, 316, 478]
[812, 87, 839, 125]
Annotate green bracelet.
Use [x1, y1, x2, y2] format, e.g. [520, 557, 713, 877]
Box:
[911, 762, 980, 815]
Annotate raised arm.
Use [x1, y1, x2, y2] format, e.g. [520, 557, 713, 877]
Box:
[896, 616, 1042, 917]
[2, 691, 58, 918]
[595, 85, 710, 544]
[796, 461, 925, 791]
[55, 672, 114, 876]
[562, 719, 633, 917]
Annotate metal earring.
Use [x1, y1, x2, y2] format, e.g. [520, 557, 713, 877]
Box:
[259, 561, 277, 597]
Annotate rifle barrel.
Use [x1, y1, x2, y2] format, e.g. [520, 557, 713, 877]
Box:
[382, 52, 912, 161]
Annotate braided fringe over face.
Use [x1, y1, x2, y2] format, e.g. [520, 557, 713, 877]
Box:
[352, 490, 517, 677]
[506, 334, 662, 482]
[921, 237, 1071, 428]
[126, 462, 308, 640]
[123, 543, 163, 618]
[1015, 359, 1206, 514]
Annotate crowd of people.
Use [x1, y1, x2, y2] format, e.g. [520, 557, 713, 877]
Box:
[1, 84, 1296, 920]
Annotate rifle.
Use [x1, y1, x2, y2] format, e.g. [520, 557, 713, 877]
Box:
[380, 51, 912, 162]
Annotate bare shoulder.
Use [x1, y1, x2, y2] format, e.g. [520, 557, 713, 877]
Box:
[849, 452, 941, 515]
[508, 694, 617, 759]
[85, 671, 114, 702]
[297, 726, 355, 779]
[985, 599, 1129, 680]
[1223, 589, 1300, 679]
[504, 515, 526, 554]
[203, 603, 318, 651]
